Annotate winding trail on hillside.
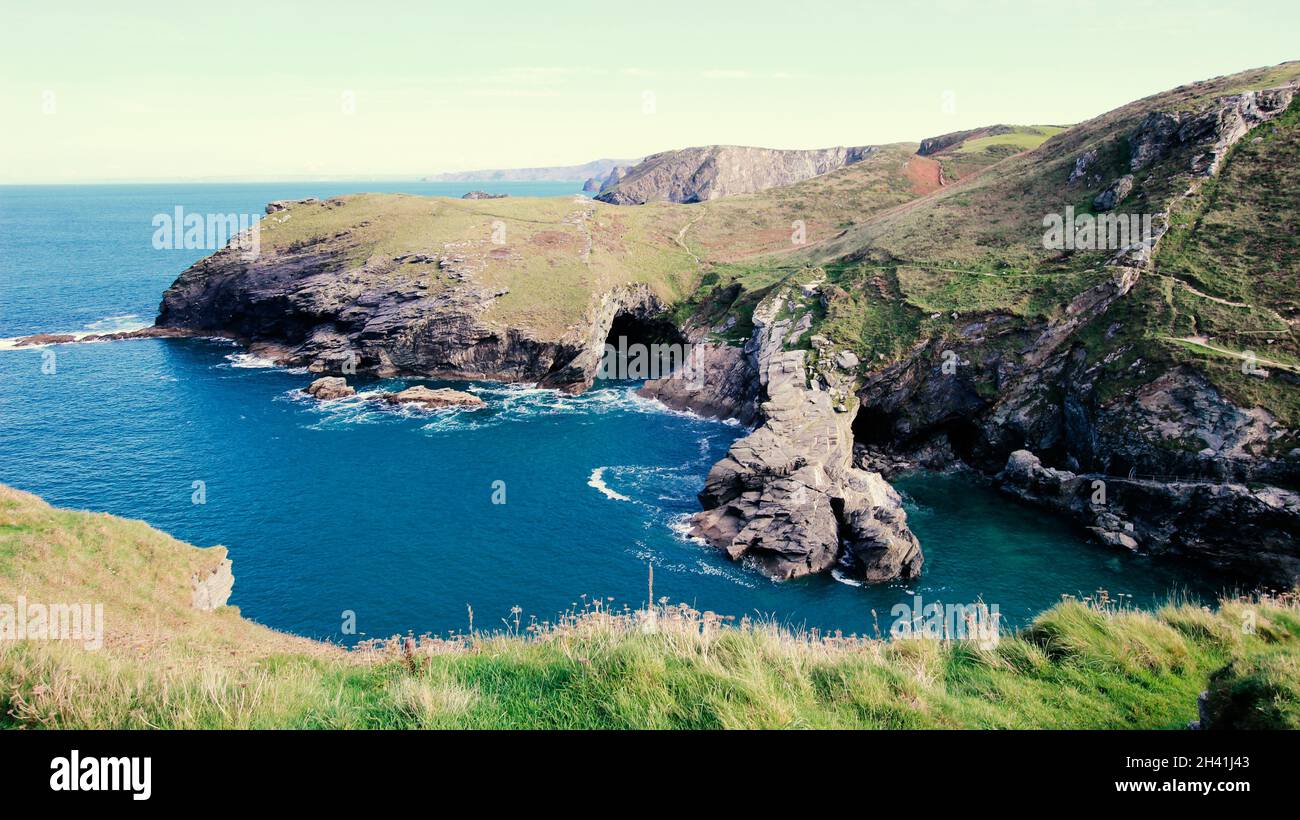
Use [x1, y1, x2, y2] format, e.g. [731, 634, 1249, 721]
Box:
[674, 210, 706, 270]
[1163, 335, 1300, 375]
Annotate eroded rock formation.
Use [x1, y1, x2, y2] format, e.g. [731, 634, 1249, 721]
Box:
[595, 144, 877, 205]
[306, 376, 355, 400]
[648, 283, 922, 582]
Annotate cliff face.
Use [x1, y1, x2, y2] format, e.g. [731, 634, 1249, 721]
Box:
[837, 80, 1300, 584]
[643, 275, 923, 583]
[595, 144, 877, 204]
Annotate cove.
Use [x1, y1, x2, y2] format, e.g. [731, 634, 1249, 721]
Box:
[0, 183, 1229, 645]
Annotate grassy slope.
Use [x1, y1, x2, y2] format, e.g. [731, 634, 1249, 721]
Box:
[2, 484, 1297, 729]
[717, 62, 1300, 423]
[1067, 93, 1300, 430]
[256, 193, 702, 339]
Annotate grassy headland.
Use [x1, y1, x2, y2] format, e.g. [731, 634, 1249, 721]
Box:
[1, 484, 1296, 729]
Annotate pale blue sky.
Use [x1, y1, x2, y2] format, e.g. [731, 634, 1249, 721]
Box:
[2, 0, 1296, 182]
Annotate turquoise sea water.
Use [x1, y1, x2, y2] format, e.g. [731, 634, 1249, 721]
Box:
[0, 183, 1226, 642]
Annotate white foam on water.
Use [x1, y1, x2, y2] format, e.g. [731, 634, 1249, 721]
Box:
[83, 314, 147, 333]
[588, 467, 631, 502]
[225, 352, 279, 369]
[830, 568, 864, 588]
[667, 513, 705, 544]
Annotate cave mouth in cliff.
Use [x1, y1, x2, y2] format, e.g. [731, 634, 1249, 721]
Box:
[599, 312, 689, 382]
[850, 404, 893, 446]
[850, 404, 986, 467]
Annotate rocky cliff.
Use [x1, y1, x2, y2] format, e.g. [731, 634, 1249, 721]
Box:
[595, 144, 877, 204]
[154, 195, 681, 394]
[643, 275, 923, 582]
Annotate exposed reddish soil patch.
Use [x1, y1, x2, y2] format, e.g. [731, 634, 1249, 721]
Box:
[528, 230, 575, 249]
[904, 156, 945, 195]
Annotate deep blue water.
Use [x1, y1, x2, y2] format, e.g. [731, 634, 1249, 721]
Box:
[0, 183, 1225, 642]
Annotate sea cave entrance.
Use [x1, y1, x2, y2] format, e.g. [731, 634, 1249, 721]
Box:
[600, 312, 688, 382]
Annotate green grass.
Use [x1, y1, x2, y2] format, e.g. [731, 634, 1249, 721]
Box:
[938, 125, 1070, 181]
[255, 193, 702, 339]
[2, 484, 1298, 730]
[947, 125, 1069, 156]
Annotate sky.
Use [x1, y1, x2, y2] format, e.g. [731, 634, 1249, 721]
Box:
[1, 0, 1297, 183]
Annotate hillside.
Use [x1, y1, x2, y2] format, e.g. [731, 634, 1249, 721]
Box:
[1, 484, 1297, 729]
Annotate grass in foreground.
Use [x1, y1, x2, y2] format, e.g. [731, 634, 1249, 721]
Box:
[2, 484, 1298, 730]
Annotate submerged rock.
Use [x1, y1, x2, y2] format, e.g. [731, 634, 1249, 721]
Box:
[383, 385, 485, 409]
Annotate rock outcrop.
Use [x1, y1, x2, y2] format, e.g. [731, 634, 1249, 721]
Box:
[11, 326, 196, 348]
[998, 450, 1300, 585]
[847, 83, 1300, 584]
[595, 144, 877, 205]
[153, 199, 666, 394]
[677, 284, 922, 582]
[639, 341, 759, 426]
[1092, 174, 1134, 211]
[191, 558, 234, 611]
[383, 385, 486, 409]
[461, 190, 508, 200]
[596, 164, 633, 193]
[305, 376, 356, 400]
[1128, 86, 1294, 176]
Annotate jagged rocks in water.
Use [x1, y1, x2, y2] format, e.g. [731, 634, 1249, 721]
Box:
[461, 191, 508, 200]
[383, 386, 486, 409]
[686, 288, 922, 582]
[305, 376, 356, 400]
[638, 341, 760, 426]
[997, 450, 1300, 585]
